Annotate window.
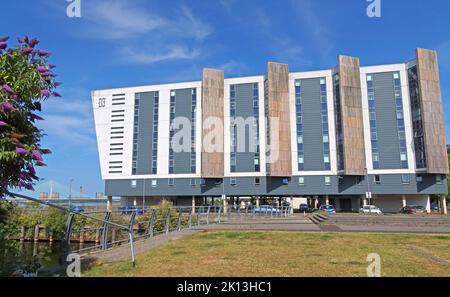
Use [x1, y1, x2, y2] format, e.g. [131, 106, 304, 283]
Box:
[436, 175, 443, 185]
[131, 180, 137, 189]
[401, 174, 410, 185]
[230, 178, 237, 186]
[200, 178, 206, 187]
[151, 179, 157, 188]
[282, 178, 290, 185]
[374, 175, 381, 184]
[298, 176, 305, 186]
[254, 177, 261, 185]
[215, 179, 223, 187]
[168, 178, 174, 186]
[190, 179, 196, 187]
[324, 176, 331, 186]
[416, 175, 423, 183]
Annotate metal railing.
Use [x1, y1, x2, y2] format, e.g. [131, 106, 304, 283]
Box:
[6, 192, 293, 268]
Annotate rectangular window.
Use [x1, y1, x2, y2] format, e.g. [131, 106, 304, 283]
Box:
[401, 174, 410, 185]
[324, 176, 331, 186]
[374, 175, 381, 184]
[151, 179, 157, 188]
[416, 175, 423, 183]
[190, 179, 196, 187]
[298, 176, 305, 186]
[254, 177, 261, 185]
[282, 178, 290, 185]
[436, 175, 443, 185]
[131, 180, 137, 189]
[168, 178, 174, 186]
[200, 178, 206, 187]
[215, 179, 222, 187]
[230, 178, 237, 186]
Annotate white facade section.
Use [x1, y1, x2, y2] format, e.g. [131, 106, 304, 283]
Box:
[289, 70, 338, 176]
[224, 76, 266, 177]
[359, 63, 416, 174]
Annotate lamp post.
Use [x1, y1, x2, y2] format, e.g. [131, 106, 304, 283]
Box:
[69, 179, 74, 209]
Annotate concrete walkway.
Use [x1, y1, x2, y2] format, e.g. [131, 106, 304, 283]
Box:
[82, 229, 199, 264]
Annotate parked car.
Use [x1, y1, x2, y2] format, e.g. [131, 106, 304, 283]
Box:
[254, 205, 280, 214]
[399, 205, 426, 214]
[70, 206, 84, 213]
[359, 205, 382, 214]
[299, 203, 312, 213]
[430, 203, 439, 211]
[119, 206, 146, 215]
[319, 205, 336, 214]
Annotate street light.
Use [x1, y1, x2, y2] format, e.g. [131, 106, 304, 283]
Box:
[69, 179, 74, 209]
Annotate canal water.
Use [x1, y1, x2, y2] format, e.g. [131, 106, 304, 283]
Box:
[0, 241, 91, 277]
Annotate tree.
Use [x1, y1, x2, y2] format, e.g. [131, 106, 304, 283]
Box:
[0, 36, 60, 197]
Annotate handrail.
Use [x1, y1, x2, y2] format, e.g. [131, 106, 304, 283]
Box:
[6, 192, 136, 267]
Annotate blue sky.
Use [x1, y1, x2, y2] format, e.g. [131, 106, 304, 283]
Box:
[1, 0, 450, 197]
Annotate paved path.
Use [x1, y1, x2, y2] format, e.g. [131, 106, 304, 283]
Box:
[82, 229, 199, 264]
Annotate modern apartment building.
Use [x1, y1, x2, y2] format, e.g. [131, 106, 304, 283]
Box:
[92, 48, 449, 213]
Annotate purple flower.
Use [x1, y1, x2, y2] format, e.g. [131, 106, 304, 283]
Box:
[0, 121, 7, 128]
[53, 92, 62, 97]
[2, 101, 13, 112]
[24, 184, 34, 191]
[29, 38, 39, 47]
[2, 84, 13, 93]
[16, 147, 27, 155]
[17, 37, 23, 44]
[41, 89, 50, 97]
[20, 47, 33, 55]
[0, 42, 7, 50]
[37, 66, 47, 73]
[32, 150, 43, 162]
[0, 36, 9, 42]
[48, 64, 56, 69]
[24, 36, 29, 44]
[12, 94, 18, 100]
[37, 49, 50, 57]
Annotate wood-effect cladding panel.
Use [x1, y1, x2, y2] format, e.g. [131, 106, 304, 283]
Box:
[416, 48, 449, 174]
[338, 56, 366, 175]
[201, 68, 225, 178]
[266, 62, 292, 177]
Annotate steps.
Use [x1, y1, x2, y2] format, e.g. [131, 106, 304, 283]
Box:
[310, 213, 329, 225]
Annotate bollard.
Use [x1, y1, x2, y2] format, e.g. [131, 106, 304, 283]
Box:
[34, 225, 40, 242]
[79, 227, 85, 244]
[95, 229, 101, 244]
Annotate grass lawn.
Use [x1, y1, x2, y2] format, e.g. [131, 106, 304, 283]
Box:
[83, 231, 450, 277]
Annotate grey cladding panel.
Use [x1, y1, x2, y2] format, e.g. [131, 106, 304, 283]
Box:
[301, 78, 325, 171]
[235, 83, 257, 172]
[173, 88, 194, 174]
[136, 92, 155, 175]
[373, 72, 402, 169]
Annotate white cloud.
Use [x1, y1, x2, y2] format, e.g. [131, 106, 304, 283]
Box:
[217, 60, 248, 76]
[83, 0, 167, 39]
[290, 0, 333, 58]
[119, 45, 200, 64]
[38, 96, 95, 145]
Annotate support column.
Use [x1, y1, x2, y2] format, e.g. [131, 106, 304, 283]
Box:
[325, 195, 330, 206]
[133, 197, 137, 207]
[440, 196, 448, 215]
[426, 195, 431, 214]
[314, 197, 319, 209]
[362, 197, 367, 207]
[192, 196, 196, 214]
[107, 196, 113, 211]
[256, 197, 260, 207]
[402, 195, 407, 208]
[290, 196, 294, 214]
[222, 195, 227, 214]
